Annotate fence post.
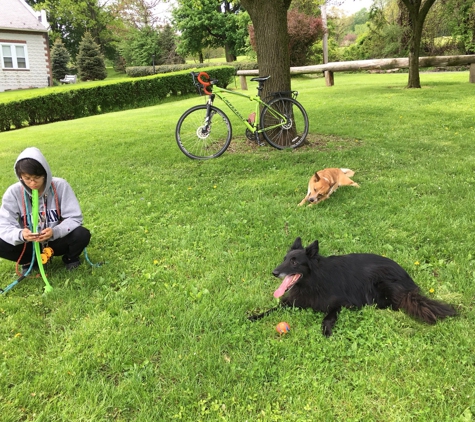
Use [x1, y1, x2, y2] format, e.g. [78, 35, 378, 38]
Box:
[470, 63, 475, 83]
[240, 75, 248, 90]
[325, 70, 334, 86]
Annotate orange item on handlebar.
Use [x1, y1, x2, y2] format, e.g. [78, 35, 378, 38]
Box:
[197, 72, 212, 95]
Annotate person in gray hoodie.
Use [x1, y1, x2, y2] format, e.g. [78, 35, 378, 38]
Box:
[0, 147, 91, 272]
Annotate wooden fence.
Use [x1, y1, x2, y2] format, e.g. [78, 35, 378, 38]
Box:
[236, 55, 475, 89]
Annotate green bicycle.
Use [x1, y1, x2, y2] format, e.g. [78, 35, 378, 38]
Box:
[175, 71, 309, 160]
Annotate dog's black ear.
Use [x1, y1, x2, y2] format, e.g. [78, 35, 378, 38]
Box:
[306, 240, 319, 258]
[314, 172, 320, 182]
[290, 237, 303, 250]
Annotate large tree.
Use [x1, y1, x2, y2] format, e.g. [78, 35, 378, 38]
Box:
[240, 0, 292, 99]
[399, 0, 437, 88]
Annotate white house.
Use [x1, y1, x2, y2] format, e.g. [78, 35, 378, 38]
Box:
[0, 0, 52, 92]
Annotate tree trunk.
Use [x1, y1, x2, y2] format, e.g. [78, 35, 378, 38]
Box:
[224, 44, 236, 62]
[241, 0, 292, 99]
[407, 20, 423, 88]
[400, 0, 437, 88]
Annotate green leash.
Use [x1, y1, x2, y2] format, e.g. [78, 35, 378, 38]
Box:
[32, 189, 53, 293]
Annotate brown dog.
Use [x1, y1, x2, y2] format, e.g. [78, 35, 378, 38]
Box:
[298, 168, 359, 206]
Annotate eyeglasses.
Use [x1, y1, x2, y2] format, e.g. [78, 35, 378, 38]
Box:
[21, 175, 45, 182]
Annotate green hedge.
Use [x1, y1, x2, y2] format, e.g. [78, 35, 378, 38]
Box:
[0, 66, 236, 131]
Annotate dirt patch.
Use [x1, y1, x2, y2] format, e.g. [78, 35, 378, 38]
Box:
[226, 133, 362, 154]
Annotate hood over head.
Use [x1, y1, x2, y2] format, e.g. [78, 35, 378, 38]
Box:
[14, 147, 52, 196]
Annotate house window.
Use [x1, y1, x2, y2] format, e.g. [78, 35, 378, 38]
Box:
[1, 43, 29, 69]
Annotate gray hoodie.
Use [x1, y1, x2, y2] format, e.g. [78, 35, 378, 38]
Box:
[0, 147, 83, 246]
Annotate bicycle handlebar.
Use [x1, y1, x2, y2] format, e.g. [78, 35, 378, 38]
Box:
[191, 71, 214, 95]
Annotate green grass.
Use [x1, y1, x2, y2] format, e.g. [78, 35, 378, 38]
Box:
[1, 72, 475, 421]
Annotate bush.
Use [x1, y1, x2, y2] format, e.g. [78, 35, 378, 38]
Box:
[0, 66, 236, 131]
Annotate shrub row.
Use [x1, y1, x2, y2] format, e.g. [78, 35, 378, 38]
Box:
[0, 66, 236, 131]
[126, 61, 258, 78]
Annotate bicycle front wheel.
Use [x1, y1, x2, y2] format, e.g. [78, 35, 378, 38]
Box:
[260, 97, 309, 149]
[176, 104, 232, 159]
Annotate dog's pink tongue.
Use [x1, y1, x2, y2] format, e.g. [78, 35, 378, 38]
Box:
[274, 275, 295, 298]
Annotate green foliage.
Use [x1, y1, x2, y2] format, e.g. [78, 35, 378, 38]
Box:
[0, 66, 236, 131]
[287, 10, 324, 65]
[336, 4, 408, 61]
[442, 0, 475, 54]
[1, 73, 475, 420]
[173, 0, 249, 62]
[115, 24, 185, 69]
[50, 38, 71, 81]
[76, 32, 107, 81]
[353, 7, 370, 27]
[157, 24, 186, 65]
[118, 26, 161, 67]
[36, 0, 116, 60]
[309, 38, 343, 63]
[289, 0, 323, 16]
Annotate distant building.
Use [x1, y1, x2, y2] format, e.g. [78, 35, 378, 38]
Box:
[0, 0, 52, 92]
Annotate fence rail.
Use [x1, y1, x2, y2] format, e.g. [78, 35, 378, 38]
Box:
[236, 55, 475, 89]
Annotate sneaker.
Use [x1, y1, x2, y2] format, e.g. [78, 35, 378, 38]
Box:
[65, 260, 81, 271]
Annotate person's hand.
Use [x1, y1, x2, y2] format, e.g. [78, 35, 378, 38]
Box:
[22, 228, 40, 242]
[22, 228, 53, 242]
[37, 228, 53, 242]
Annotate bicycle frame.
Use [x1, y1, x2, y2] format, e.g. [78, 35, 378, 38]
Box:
[196, 76, 290, 136]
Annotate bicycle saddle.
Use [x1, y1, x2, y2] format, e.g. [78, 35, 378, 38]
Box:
[250, 76, 270, 82]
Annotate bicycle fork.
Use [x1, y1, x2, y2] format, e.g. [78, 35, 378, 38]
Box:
[199, 96, 217, 135]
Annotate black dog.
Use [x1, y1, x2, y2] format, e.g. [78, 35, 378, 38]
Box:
[249, 237, 457, 336]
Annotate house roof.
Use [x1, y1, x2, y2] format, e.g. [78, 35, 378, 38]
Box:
[0, 0, 48, 33]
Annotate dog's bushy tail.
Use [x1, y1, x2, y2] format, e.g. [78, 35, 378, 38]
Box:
[398, 290, 457, 324]
[340, 168, 355, 177]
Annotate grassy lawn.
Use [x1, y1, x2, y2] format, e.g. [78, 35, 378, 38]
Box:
[1, 72, 474, 421]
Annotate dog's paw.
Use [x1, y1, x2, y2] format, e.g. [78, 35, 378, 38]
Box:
[322, 322, 333, 337]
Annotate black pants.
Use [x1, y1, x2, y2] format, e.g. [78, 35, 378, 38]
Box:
[0, 226, 91, 265]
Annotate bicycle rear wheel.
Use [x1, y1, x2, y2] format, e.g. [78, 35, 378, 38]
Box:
[176, 104, 232, 159]
[260, 97, 309, 149]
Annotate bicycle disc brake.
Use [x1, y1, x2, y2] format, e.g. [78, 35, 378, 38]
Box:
[197, 126, 210, 139]
[282, 116, 293, 130]
[196, 110, 216, 139]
